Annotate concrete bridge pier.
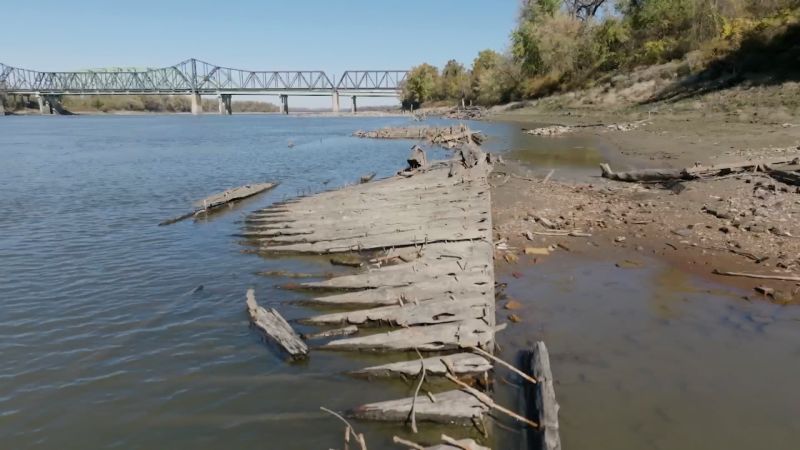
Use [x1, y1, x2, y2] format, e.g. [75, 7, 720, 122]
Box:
[190, 92, 203, 115]
[331, 91, 340, 113]
[0, 97, 5, 116]
[35, 94, 47, 114]
[351, 96, 357, 114]
[280, 95, 289, 114]
[218, 94, 232, 115]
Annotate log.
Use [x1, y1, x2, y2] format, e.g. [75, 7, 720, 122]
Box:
[767, 168, 800, 186]
[601, 157, 800, 183]
[352, 353, 491, 378]
[528, 341, 561, 450]
[349, 389, 489, 426]
[712, 269, 800, 282]
[246, 288, 308, 359]
[159, 182, 277, 226]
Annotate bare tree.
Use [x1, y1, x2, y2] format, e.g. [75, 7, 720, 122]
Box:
[565, 0, 608, 19]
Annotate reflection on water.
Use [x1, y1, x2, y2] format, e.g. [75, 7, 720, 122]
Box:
[495, 253, 800, 450]
[0, 115, 460, 450]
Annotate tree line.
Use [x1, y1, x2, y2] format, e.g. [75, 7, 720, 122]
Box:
[402, 0, 800, 107]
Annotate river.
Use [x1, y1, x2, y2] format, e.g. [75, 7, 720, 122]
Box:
[0, 114, 797, 449]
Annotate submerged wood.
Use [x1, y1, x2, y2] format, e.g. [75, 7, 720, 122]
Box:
[350, 389, 488, 425]
[246, 288, 308, 359]
[529, 341, 561, 450]
[600, 157, 800, 183]
[352, 353, 491, 378]
[301, 325, 358, 341]
[159, 182, 277, 226]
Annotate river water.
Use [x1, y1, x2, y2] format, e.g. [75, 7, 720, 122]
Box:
[1, 115, 797, 449]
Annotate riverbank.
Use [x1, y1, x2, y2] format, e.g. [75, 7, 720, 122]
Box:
[485, 93, 800, 304]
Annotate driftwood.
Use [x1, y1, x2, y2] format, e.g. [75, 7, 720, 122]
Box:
[712, 269, 800, 282]
[394, 435, 490, 450]
[444, 372, 539, 429]
[354, 125, 484, 148]
[159, 182, 277, 226]
[359, 172, 376, 183]
[301, 325, 358, 341]
[350, 389, 489, 425]
[600, 157, 800, 183]
[766, 168, 800, 186]
[246, 288, 308, 359]
[324, 319, 495, 352]
[408, 145, 428, 170]
[528, 341, 561, 450]
[352, 353, 491, 378]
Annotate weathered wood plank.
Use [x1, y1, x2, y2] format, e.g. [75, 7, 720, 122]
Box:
[302, 296, 491, 327]
[350, 389, 488, 425]
[159, 182, 277, 226]
[352, 353, 491, 378]
[323, 319, 494, 352]
[246, 288, 308, 359]
[530, 341, 560, 450]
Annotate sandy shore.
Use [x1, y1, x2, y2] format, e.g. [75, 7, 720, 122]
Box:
[488, 109, 800, 304]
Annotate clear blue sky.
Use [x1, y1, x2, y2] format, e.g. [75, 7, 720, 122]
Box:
[3, 0, 519, 107]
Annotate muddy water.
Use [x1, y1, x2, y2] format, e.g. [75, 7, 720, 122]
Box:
[492, 246, 800, 450]
[0, 115, 459, 450]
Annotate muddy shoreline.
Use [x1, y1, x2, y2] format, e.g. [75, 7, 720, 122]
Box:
[485, 109, 800, 304]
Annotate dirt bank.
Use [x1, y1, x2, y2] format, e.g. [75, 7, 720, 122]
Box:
[488, 106, 800, 305]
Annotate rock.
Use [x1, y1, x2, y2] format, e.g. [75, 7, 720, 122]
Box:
[508, 314, 522, 323]
[524, 247, 550, 256]
[671, 228, 692, 237]
[504, 299, 523, 310]
[504, 252, 519, 263]
[614, 236, 626, 243]
[754, 286, 774, 297]
[744, 222, 767, 234]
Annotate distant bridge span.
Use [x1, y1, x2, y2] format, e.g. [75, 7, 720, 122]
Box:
[0, 58, 409, 114]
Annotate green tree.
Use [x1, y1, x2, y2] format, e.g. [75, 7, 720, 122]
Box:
[470, 50, 503, 98]
[401, 63, 440, 104]
[438, 59, 471, 101]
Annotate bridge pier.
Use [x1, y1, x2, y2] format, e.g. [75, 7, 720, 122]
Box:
[351, 96, 357, 114]
[218, 94, 232, 115]
[35, 95, 47, 114]
[332, 91, 340, 113]
[190, 93, 203, 115]
[280, 95, 289, 115]
[0, 96, 5, 116]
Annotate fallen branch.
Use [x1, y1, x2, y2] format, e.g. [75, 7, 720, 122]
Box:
[530, 230, 591, 237]
[320, 406, 368, 450]
[468, 346, 537, 385]
[712, 269, 800, 282]
[443, 366, 539, 429]
[407, 349, 426, 433]
[392, 436, 424, 450]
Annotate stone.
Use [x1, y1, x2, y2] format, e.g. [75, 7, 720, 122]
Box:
[508, 314, 522, 323]
[504, 299, 523, 310]
[524, 247, 550, 256]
